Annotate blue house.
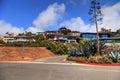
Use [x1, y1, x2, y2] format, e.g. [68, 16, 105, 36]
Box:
[81, 32, 111, 39]
[99, 37, 120, 46]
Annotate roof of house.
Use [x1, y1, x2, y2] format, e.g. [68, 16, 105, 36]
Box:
[80, 32, 112, 34]
[99, 37, 120, 40]
[71, 31, 80, 33]
[45, 31, 58, 33]
[66, 36, 76, 39]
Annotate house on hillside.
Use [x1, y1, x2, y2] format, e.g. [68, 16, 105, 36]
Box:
[44, 31, 62, 36]
[80, 32, 111, 39]
[0, 35, 5, 43]
[14, 36, 35, 42]
[99, 37, 120, 46]
[46, 35, 67, 42]
[36, 32, 44, 35]
[71, 31, 80, 37]
[66, 36, 76, 43]
[2, 32, 36, 43]
[46, 35, 77, 43]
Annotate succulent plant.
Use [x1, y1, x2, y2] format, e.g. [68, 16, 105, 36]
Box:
[69, 41, 106, 58]
[108, 50, 120, 62]
[69, 47, 84, 56]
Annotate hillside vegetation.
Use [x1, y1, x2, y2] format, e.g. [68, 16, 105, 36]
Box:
[0, 47, 55, 61]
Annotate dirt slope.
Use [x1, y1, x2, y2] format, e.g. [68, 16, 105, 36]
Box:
[0, 47, 55, 61]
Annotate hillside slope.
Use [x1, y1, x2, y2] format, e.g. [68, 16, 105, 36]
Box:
[0, 47, 55, 61]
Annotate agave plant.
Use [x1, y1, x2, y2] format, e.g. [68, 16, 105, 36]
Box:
[99, 41, 106, 49]
[108, 50, 120, 62]
[69, 47, 84, 56]
[80, 41, 105, 57]
[69, 41, 106, 58]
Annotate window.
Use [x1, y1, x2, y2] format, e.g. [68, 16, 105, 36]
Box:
[101, 34, 108, 38]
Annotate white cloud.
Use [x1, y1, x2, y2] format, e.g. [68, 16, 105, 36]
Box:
[0, 3, 65, 35]
[27, 27, 41, 33]
[0, 20, 24, 35]
[68, 0, 88, 6]
[89, 2, 120, 32]
[27, 3, 65, 32]
[102, 2, 120, 31]
[60, 2, 120, 32]
[69, 0, 76, 6]
[60, 17, 90, 32]
[1, 2, 120, 35]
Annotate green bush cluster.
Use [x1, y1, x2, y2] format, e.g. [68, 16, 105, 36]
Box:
[68, 39, 120, 64]
[5, 42, 23, 47]
[88, 55, 113, 64]
[67, 55, 113, 64]
[67, 56, 88, 62]
[5, 42, 40, 47]
[46, 42, 68, 55]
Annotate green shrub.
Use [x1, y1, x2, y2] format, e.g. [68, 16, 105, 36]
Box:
[67, 55, 113, 64]
[98, 55, 113, 64]
[46, 42, 68, 55]
[88, 55, 113, 64]
[25, 42, 40, 47]
[79, 38, 90, 46]
[67, 56, 88, 62]
[5, 42, 23, 47]
[4, 40, 69, 55]
[88, 56, 98, 63]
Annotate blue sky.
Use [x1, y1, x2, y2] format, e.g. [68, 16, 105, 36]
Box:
[0, 0, 120, 35]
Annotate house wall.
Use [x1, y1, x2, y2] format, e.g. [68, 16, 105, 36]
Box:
[100, 38, 120, 46]
[81, 33, 111, 39]
[71, 33, 80, 36]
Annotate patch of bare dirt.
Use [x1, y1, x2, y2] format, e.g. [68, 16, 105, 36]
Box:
[0, 47, 56, 61]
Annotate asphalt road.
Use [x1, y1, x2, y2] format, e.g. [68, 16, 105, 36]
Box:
[34, 56, 68, 63]
[0, 62, 120, 80]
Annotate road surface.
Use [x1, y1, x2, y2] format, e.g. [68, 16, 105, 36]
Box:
[34, 56, 68, 63]
[0, 62, 120, 80]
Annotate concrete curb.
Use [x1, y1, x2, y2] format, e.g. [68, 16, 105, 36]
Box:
[76, 62, 120, 66]
[0, 59, 34, 62]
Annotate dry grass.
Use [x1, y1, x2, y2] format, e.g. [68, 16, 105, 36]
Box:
[0, 47, 55, 61]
